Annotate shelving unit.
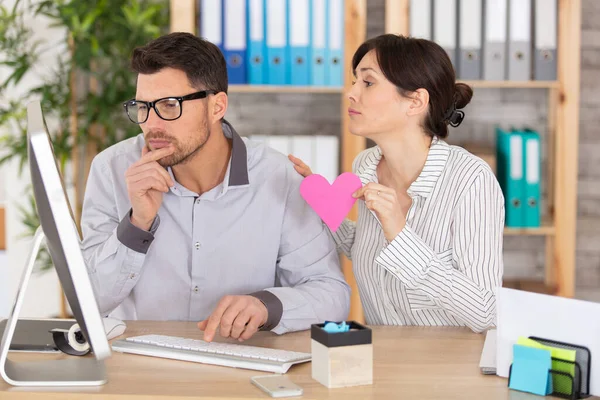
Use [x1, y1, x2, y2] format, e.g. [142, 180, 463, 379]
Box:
[503, 224, 555, 236]
[383, 0, 581, 300]
[170, 0, 368, 322]
[228, 85, 342, 94]
[171, 0, 581, 322]
[459, 80, 560, 89]
[231, 81, 559, 92]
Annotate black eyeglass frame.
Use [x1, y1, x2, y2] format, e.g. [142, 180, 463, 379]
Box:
[123, 90, 216, 124]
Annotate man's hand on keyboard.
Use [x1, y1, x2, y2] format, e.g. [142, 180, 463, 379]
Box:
[197, 295, 268, 342]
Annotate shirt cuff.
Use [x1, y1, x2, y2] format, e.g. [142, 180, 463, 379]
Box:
[248, 290, 283, 331]
[116, 209, 160, 254]
[375, 224, 436, 285]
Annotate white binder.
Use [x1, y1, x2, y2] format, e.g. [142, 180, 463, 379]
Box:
[314, 136, 339, 184]
[291, 136, 315, 168]
[533, 0, 557, 80]
[433, 0, 457, 67]
[458, 0, 482, 79]
[200, 0, 223, 49]
[483, 0, 507, 80]
[409, 0, 432, 39]
[508, 0, 532, 81]
[267, 136, 291, 156]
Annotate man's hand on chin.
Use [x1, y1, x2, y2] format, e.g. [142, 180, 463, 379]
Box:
[197, 295, 268, 342]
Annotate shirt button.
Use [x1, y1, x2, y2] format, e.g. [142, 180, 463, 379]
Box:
[196, 199, 200, 204]
[195, 242, 200, 249]
[142, 239, 149, 244]
[193, 286, 199, 293]
[130, 273, 136, 279]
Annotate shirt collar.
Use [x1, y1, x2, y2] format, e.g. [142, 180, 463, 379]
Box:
[356, 137, 450, 199]
[407, 138, 450, 198]
[222, 119, 249, 187]
[167, 119, 250, 199]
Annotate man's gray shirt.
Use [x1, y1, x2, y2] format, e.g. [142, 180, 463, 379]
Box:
[80, 121, 350, 334]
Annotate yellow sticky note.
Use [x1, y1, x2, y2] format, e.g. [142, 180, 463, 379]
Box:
[517, 337, 577, 394]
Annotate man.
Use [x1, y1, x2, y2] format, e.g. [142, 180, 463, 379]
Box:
[81, 32, 350, 342]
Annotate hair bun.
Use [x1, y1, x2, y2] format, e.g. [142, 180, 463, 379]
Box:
[454, 82, 473, 109]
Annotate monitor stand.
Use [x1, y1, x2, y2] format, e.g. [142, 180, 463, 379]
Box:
[0, 228, 107, 386]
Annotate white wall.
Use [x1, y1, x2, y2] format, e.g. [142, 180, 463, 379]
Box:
[0, 150, 5, 314]
[0, 0, 68, 319]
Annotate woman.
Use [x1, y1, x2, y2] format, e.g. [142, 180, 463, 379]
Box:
[289, 34, 504, 333]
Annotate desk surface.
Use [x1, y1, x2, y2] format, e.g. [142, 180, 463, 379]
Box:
[0, 321, 524, 399]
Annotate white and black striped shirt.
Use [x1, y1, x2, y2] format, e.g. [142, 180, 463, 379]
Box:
[333, 138, 504, 333]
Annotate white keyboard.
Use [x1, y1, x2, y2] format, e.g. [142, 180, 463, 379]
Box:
[111, 334, 311, 374]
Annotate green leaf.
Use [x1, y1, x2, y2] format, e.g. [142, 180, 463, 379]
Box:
[0, 0, 170, 272]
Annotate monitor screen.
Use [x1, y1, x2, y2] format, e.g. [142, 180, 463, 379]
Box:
[27, 100, 110, 359]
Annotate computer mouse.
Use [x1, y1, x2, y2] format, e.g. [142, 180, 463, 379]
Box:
[103, 317, 126, 340]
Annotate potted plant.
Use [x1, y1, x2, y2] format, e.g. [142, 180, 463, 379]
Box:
[0, 0, 169, 313]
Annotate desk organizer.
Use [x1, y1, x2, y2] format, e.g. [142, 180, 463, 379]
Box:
[310, 321, 372, 388]
[508, 336, 592, 399]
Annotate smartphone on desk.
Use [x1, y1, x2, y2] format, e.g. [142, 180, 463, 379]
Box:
[250, 374, 303, 398]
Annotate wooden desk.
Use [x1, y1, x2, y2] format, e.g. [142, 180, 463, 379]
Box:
[0, 321, 518, 399]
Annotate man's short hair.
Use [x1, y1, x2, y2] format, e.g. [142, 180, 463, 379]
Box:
[131, 32, 228, 94]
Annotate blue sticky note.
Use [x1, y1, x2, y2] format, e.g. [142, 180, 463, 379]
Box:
[509, 344, 553, 396]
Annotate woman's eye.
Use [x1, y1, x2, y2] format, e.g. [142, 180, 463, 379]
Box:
[364, 80, 373, 87]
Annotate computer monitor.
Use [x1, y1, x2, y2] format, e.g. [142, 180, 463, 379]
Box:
[0, 100, 110, 386]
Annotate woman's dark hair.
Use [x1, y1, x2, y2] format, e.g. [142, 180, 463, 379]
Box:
[131, 32, 228, 94]
[352, 34, 473, 138]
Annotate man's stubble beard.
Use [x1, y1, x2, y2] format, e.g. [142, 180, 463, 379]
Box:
[157, 118, 211, 168]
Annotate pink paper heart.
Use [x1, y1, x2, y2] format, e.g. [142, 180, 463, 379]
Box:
[300, 172, 363, 232]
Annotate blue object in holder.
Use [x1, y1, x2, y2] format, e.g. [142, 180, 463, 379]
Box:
[323, 321, 349, 333]
[509, 344, 553, 396]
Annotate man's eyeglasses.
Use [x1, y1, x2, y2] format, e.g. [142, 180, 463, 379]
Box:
[123, 90, 216, 124]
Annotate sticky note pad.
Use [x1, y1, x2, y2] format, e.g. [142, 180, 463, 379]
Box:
[509, 344, 552, 396]
[517, 337, 577, 394]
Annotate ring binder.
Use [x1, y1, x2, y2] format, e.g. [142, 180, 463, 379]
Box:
[508, 336, 592, 399]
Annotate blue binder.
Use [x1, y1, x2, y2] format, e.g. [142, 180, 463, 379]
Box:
[266, 0, 288, 84]
[522, 129, 541, 228]
[496, 127, 525, 227]
[222, 0, 247, 84]
[288, 0, 311, 85]
[310, 0, 327, 86]
[247, 0, 266, 84]
[327, 0, 344, 86]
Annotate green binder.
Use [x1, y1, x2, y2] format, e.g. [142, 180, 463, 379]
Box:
[496, 127, 525, 227]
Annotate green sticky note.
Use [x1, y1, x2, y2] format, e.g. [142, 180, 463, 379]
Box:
[517, 337, 577, 394]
